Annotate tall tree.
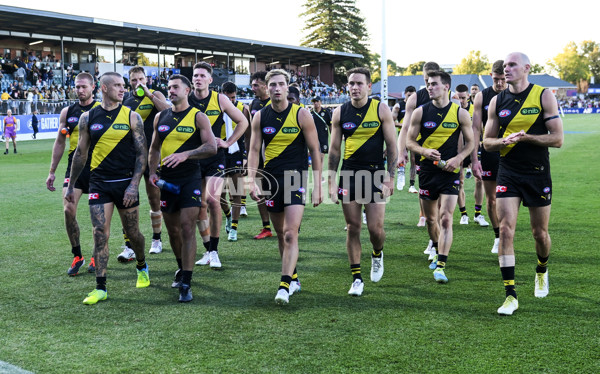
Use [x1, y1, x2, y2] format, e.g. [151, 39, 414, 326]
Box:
[581, 40, 600, 81]
[404, 61, 425, 76]
[550, 41, 590, 92]
[453, 50, 490, 74]
[301, 0, 371, 80]
[370, 53, 403, 82]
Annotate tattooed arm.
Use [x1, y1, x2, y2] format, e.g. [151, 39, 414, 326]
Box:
[64, 112, 90, 203]
[380, 102, 397, 198]
[147, 113, 162, 186]
[123, 112, 147, 208]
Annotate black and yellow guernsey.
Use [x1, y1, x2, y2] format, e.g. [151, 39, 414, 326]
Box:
[250, 97, 271, 117]
[124, 90, 158, 149]
[495, 83, 548, 174]
[87, 104, 136, 181]
[338, 98, 384, 170]
[189, 90, 225, 163]
[418, 101, 461, 172]
[481, 86, 500, 129]
[220, 100, 246, 154]
[260, 102, 307, 176]
[66, 100, 101, 166]
[156, 106, 203, 179]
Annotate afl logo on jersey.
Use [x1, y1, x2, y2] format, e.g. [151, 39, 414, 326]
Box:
[342, 122, 357, 130]
[90, 124, 103, 131]
[263, 127, 276, 135]
[499, 109, 511, 118]
[424, 121, 437, 129]
[67, 117, 79, 123]
[158, 125, 170, 132]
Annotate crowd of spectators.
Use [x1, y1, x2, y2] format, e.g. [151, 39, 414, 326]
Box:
[558, 97, 600, 109]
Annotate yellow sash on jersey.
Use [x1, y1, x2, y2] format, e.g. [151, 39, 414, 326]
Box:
[134, 89, 156, 122]
[500, 85, 544, 157]
[421, 103, 460, 160]
[264, 104, 301, 166]
[91, 106, 132, 171]
[220, 101, 244, 139]
[69, 102, 101, 153]
[344, 99, 381, 160]
[161, 108, 199, 165]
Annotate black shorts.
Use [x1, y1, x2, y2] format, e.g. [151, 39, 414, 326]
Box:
[64, 163, 91, 194]
[462, 155, 472, 168]
[225, 151, 244, 175]
[159, 174, 203, 213]
[418, 169, 460, 200]
[496, 167, 552, 207]
[262, 171, 306, 213]
[337, 167, 386, 204]
[480, 146, 500, 181]
[413, 152, 421, 170]
[200, 153, 226, 178]
[88, 179, 139, 210]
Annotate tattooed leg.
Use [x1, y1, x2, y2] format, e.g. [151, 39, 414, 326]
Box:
[63, 187, 83, 247]
[119, 207, 145, 263]
[90, 203, 114, 277]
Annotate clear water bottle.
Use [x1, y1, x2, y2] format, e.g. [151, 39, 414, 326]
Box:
[434, 160, 460, 173]
[156, 179, 181, 194]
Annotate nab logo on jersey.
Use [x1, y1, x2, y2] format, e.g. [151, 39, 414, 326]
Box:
[342, 122, 357, 130]
[499, 109, 511, 118]
[205, 110, 220, 116]
[263, 127, 276, 135]
[67, 117, 79, 123]
[158, 125, 170, 132]
[521, 107, 540, 115]
[497, 185, 507, 193]
[90, 124, 103, 131]
[424, 121, 437, 129]
[282, 127, 299, 134]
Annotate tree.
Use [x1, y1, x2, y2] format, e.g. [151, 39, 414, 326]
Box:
[301, 0, 371, 82]
[530, 63, 546, 74]
[369, 53, 403, 83]
[550, 41, 590, 92]
[404, 61, 425, 76]
[453, 51, 490, 74]
[581, 40, 600, 81]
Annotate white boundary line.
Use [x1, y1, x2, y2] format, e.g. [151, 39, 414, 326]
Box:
[0, 360, 34, 374]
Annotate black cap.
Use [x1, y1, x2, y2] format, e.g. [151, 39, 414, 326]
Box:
[311, 96, 321, 102]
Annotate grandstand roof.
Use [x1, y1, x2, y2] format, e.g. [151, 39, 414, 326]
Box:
[0, 5, 362, 65]
[373, 74, 575, 97]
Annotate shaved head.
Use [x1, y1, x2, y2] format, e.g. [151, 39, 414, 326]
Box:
[507, 52, 530, 67]
[100, 72, 121, 87]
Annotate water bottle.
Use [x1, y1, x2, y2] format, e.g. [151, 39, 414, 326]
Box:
[434, 160, 460, 173]
[156, 179, 181, 194]
[136, 86, 145, 96]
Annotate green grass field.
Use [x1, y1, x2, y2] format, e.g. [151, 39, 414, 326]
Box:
[0, 115, 599, 373]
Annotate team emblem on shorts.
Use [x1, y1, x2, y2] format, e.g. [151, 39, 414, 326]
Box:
[236, 161, 242, 165]
[218, 164, 225, 169]
[266, 200, 275, 207]
[499, 109, 511, 117]
[424, 121, 437, 129]
[193, 189, 201, 195]
[482, 171, 492, 177]
[64, 178, 70, 184]
[90, 124, 103, 131]
[160, 201, 167, 207]
[67, 117, 79, 123]
[298, 187, 305, 193]
[419, 189, 430, 196]
[158, 125, 170, 132]
[338, 187, 348, 196]
[89, 193, 99, 200]
[263, 127, 276, 135]
[454, 180, 460, 184]
[342, 122, 357, 130]
[496, 185, 508, 193]
[543, 187, 551, 193]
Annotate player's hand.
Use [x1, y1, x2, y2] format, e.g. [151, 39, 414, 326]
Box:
[137, 83, 150, 97]
[46, 173, 56, 191]
[381, 177, 394, 199]
[162, 152, 187, 168]
[215, 137, 229, 149]
[445, 157, 461, 172]
[328, 182, 340, 204]
[472, 160, 483, 180]
[123, 184, 139, 208]
[424, 149, 441, 161]
[312, 184, 323, 207]
[502, 130, 525, 145]
[248, 180, 261, 201]
[149, 174, 159, 188]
